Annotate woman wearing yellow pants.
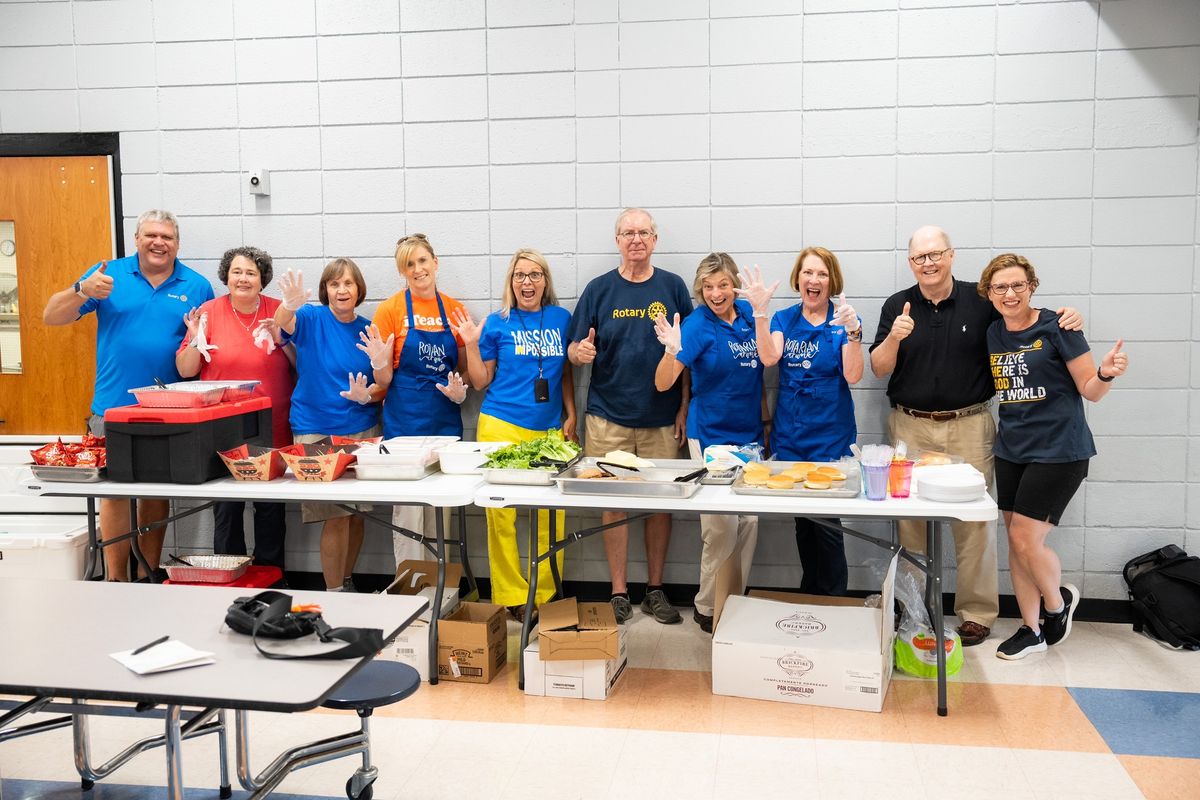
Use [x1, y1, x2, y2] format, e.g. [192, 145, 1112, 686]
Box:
[451, 249, 576, 621]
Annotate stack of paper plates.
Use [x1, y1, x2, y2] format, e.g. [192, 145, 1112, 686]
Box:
[915, 464, 987, 503]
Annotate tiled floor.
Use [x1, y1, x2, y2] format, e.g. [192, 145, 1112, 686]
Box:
[2, 612, 1197, 799]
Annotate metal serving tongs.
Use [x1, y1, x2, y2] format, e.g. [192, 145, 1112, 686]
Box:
[153, 377, 168, 389]
[673, 465, 709, 483]
[167, 553, 193, 567]
[595, 461, 641, 479]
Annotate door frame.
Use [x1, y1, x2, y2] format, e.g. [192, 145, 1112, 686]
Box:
[0, 132, 125, 256]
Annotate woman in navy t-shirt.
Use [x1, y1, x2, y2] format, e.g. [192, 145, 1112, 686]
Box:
[653, 253, 765, 633]
[739, 248, 864, 596]
[452, 249, 577, 622]
[980, 253, 1128, 660]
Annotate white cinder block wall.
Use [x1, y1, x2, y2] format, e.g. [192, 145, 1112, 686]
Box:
[2, 0, 1198, 601]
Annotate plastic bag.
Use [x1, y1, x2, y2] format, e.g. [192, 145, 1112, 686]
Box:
[885, 556, 964, 678]
[703, 443, 764, 471]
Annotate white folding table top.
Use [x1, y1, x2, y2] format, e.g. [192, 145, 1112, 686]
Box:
[0, 578, 428, 712]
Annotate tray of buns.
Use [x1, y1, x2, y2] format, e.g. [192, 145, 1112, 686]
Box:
[730, 460, 861, 499]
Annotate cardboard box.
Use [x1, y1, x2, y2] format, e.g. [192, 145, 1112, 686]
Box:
[523, 624, 628, 700]
[384, 559, 465, 598]
[376, 586, 461, 682]
[711, 553, 898, 713]
[436, 602, 507, 683]
[537, 597, 620, 661]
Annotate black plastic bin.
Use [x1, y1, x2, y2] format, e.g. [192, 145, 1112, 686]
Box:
[104, 396, 273, 484]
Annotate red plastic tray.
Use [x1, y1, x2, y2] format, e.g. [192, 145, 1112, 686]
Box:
[104, 396, 271, 424]
[163, 564, 284, 588]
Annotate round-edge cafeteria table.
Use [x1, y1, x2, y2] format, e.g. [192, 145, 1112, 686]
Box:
[474, 479, 998, 716]
[17, 472, 484, 685]
[0, 578, 428, 800]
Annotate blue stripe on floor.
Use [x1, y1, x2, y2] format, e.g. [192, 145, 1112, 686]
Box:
[1068, 687, 1200, 759]
[0, 778, 339, 799]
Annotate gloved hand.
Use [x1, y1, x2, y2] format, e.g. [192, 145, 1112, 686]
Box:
[252, 321, 277, 354]
[186, 310, 219, 363]
[279, 269, 311, 311]
[449, 308, 483, 347]
[735, 265, 779, 318]
[832, 293, 860, 333]
[436, 371, 467, 404]
[339, 372, 377, 405]
[654, 312, 682, 356]
[357, 324, 395, 370]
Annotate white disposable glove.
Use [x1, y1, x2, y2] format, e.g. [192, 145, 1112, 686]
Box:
[253, 324, 276, 354]
[356, 324, 395, 371]
[654, 312, 682, 356]
[735, 264, 779, 319]
[832, 293, 860, 333]
[279, 269, 311, 311]
[436, 371, 467, 404]
[339, 372, 376, 405]
[191, 312, 219, 363]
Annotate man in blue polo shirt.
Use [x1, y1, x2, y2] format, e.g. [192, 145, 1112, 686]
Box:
[44, 209, 213, 581]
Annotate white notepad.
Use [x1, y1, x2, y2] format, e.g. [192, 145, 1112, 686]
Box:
[111, 640, 215, 675]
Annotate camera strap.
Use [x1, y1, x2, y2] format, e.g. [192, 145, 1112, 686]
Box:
[242, 590, 385, 661]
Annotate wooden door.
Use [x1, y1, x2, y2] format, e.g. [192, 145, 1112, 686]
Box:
[0, 156, 113, 434]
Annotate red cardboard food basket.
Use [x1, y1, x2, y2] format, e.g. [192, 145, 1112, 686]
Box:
[218, 444, 302, 481]
[279, 440, 359, 482]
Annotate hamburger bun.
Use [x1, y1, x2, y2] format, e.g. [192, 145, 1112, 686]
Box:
[791, 462, 816, 475]
[577, 467, 605, 479]
[814, 467, 846, 481]
[804, 477, 832, 490]
[780, 466, 810, 481]
[767, 474, 795, 490]
[743, 470, 770, 486]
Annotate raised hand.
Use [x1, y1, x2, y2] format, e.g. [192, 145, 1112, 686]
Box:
[654, 312, 682, 356]
[279, 269, 311, 311]
[82, 262, 114, 300]
[191, 311, 218, 362]
[357, 324, 395, 370]
[890, 301, 914, 342]
[1100, 338, 1128, 380]
[339, 372, 376, 405]
[575, 327, 598, 364]
[449, 308, 483, 347]
[735, 264, 779, 318]
[436, 371, 467, 404]
[183, 307, 203, 340]
[832, 293, 860, 332]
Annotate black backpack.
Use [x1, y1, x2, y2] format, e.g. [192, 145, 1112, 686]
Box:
[1123, 545, 1200, 651]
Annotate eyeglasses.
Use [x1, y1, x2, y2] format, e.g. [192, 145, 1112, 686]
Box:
[988, 281, 1034, 296]
[618, 230, 656, 241]
[909, 248, 951, 266]
[513, 271, 545, 284]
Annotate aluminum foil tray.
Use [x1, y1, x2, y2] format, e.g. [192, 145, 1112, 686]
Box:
[164, 554, 251, 583]
[554, 458, 703, 499]
[30, 464, 106, 483]
[730, 460, 861, 499]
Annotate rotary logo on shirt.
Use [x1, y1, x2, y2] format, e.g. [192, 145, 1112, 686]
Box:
[783, 338, 819, 370]
[418, 341, 448, 372]
[726, 339, 759, 369]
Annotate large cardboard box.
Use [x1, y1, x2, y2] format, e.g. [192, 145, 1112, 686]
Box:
[436, 602, 507, 683]
[384, 559, 465, 598]
[711, 553, 898, 712]
[376, 586, 461, 682]
[537, 597, 620, 661]
[523, 624, 628, 700]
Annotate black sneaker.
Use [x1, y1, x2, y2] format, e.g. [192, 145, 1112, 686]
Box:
[1042, 583, 1080, 646]
[610, 594, 633, 624]
[996, 625, 1047, 660]
[640, 589, 682, 624]
[693, 608, 713, 634]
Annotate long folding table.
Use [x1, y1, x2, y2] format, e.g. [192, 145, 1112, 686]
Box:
[474, 480, 998, 716]
[0, 578, 428, 799]
[18, 473, 483, 685]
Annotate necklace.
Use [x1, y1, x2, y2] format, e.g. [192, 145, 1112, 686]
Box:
[230, 297, 261, 334]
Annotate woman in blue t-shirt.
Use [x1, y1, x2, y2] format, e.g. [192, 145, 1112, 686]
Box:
[451, 249, 577, 622]
[979, 253, 1128, 660]
[738, 249, 864, 597]
[653, 253, 765, 633]
[275, 259, 391, 592]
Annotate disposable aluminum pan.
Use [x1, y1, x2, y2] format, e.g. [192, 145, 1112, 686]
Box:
[163, 554, 251, 583]
[730, 460, 861, 499]
[554, 458, 704, 499]
[30, 464, 106, 483]
[479, 465, 561, 486]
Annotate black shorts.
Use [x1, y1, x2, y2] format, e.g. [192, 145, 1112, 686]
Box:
[994, 456, 1089, 526]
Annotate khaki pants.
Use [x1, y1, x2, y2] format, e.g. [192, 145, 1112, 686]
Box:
[688, 439, 757, 616]
[888, 408, 999, 628]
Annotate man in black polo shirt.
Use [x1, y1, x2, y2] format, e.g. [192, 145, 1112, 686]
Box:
[870, 225, 1081, 646]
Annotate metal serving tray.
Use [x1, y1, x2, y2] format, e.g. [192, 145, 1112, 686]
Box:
[554, 458, 704, 499]
[30, 464, 106, 483]
[349, 463, 438, 481]
[479, 466, 561, 486]
[730, 460, 862, 499]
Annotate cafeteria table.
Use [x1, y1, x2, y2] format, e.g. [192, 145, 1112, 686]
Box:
[0, 578, 428, 799]
[474, 478, 998, 716]
[18, 473, 483, 685]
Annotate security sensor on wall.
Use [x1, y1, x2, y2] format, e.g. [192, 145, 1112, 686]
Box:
[247, 169, 271, 196]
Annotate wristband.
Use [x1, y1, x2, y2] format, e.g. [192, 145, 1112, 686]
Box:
[752, 311, 768, 319]
[1097, 366, 1114, 383]
[370, 360, 388, 371]
[74, 281, 87, 300]
[846, 328, 863, 342]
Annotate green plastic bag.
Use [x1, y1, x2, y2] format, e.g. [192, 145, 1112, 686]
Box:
[894, 628, 963, 678]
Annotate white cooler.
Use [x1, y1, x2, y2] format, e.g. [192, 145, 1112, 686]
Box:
[0, 516, 90, 579]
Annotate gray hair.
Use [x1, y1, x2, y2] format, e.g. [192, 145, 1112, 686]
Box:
[613, 207, 657, 236]
[136, 209, 180, 240]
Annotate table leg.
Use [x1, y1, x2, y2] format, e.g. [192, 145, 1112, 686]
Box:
[456, 506, 479, 601]
[548, 506, 564, 599]
[216, 709, 232, 798]
[164, 705, 184, 800]
[84, 497, 101, 580]
[518, 507, 539, 691]
[927, 520, 948, 716]
[128, 498, 155, 582]
[429, 509, 448, 686]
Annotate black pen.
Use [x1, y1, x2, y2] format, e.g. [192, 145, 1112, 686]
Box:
[131, 635, 170, 656]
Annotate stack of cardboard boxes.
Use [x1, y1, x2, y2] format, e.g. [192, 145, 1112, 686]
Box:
[523, 598, 627, 700]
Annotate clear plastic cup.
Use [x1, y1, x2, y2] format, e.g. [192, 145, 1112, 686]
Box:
[862, 462, 890, 501]
[889, 459, 915, 498]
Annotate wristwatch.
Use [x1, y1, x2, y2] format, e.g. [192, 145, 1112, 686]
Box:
[73, 280, 87, 300]
[846, 327, 863, 342]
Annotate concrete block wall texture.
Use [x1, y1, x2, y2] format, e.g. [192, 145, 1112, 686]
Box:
[2, 0, 1199, 600]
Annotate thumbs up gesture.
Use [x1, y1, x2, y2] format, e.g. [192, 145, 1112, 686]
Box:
[575, 327, 598, 364]
[832, 293, 860, 333]
[889, 301, 914, 342]
[1099, 338, 1128, 381]
[82, 262, 114, 300]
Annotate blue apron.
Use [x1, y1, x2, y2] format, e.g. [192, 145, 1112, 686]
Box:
[688, 305, 764, 450]
[382, 291, 463, 438]
[771, 303, 855, 461]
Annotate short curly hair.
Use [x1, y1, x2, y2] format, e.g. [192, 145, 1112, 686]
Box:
[977, 253, 1038, 299]
[218, 246, 273, 288]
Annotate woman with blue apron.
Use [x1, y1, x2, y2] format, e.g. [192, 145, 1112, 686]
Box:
[374, 234, 468, 567]
[738, 248, 865, 596]
[654, 253, 765, 633]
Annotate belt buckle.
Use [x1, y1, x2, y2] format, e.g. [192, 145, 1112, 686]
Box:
[931, 411, 955, 422]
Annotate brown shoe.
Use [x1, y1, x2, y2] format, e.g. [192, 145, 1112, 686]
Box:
[957, 620, 991, 646]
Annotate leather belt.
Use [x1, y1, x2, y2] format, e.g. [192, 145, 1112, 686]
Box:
[896, 402, 990, 422]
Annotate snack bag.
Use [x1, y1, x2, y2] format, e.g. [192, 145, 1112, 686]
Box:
[888, 557, 964, 678]
[703, 444, 764, 471]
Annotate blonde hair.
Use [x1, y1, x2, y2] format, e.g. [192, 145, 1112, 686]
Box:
[394, 233, 437, 277]
[790, 246, 844, 296]
[500, 248, 559, 319]
[692, 252, 741, 305]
